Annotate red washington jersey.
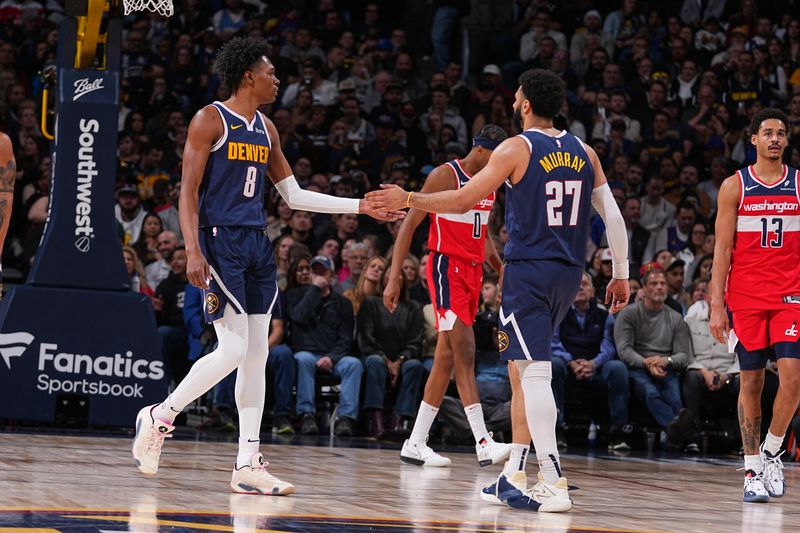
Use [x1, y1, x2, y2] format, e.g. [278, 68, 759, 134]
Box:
[428, 159, 495, 264]
[728, 164, 800, 311]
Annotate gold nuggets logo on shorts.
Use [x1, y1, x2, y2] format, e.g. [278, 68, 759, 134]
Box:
[206, 292, 220, 314]
[498, 331, 509, 352]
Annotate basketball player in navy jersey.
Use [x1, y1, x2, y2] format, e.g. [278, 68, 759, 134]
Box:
[132, 37, 401, 494]
[384, 124, 511, 469]
[367, 69, 630, 512]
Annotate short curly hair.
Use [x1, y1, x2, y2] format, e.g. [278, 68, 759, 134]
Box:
[213, 37, 273, 94]
[518, 69, 564, 119]
[749, 107, 790, 136]
[477, 123, 508, 143]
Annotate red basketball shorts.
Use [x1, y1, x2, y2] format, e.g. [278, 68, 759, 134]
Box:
[426, 252, 482, 332]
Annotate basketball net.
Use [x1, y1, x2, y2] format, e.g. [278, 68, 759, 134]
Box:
[122, 0, 174, 17]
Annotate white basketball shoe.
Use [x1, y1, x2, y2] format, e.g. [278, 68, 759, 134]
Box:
[507, 472, 572, 512]
[132, 404, 174, 475]
[743, 470, 770, 503]
[231, 453, 295, 496]
[400, 438, 452, 467]
[759, 444, 785, 498]
[476, 433, 512, 467]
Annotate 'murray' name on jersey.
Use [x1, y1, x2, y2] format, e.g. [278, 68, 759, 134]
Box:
[538, 151, 587, 173]
[227, 141, 270, 164]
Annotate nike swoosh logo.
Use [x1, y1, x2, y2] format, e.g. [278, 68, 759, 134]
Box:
[231, 124, 243, 130]
[745, 185, 759, 191]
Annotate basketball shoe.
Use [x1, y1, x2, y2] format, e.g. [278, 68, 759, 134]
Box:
[743, 470, 770, 503]
[760, 444, 785, 498]
[476, 433, 512, 467]
[231, 453, 295, 495]
[481, 467, 527, 505]
[132, 404, 174, 475]
[506, 472, 572, 512]
[400, 438, 452, 467]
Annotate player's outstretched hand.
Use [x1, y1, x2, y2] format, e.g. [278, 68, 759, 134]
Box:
[187, 250, 211, 289]
[364, 184, 409, 212]
[358, 196, 406, 222]
[605, 278, 630, 314]
[383, 275, 401, 313]
[708, 304, 730, 345]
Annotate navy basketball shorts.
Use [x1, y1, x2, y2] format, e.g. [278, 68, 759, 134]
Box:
[198, 226, 279, 322]
[729, 308, 800, 371]
[498, 259, 583, 361]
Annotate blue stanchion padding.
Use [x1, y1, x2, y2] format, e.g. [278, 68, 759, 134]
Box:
[0, 285, 168, 425]
[28, 68, 127, 290]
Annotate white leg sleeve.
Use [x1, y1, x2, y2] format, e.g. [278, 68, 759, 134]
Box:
[166, 304, 249, 413]
[235, 314, 271, 443]
[515, 360, 562, 484]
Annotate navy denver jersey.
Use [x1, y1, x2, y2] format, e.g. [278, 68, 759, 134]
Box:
[503, 128, 595, 266]
[199, 102, 271, 228]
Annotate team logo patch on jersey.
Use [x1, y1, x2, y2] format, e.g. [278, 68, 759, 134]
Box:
[206, 293, 220, 314]
[498, 331, 509, 352]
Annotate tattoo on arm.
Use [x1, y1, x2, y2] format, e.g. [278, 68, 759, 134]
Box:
[0, 160, 16, 193]
[738, 399, 762, 454]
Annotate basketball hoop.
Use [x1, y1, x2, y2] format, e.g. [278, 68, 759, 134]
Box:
[122, 0, 174, 17]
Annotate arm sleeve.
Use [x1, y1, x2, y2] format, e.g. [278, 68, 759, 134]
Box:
[275, 175, 360, 214]
[592, 183, 629, 279]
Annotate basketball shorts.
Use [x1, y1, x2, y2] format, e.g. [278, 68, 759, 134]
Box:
[499, 259, 583, 361]
[426, 251, 482, 331]
[199, 226, 279, 322]
[730, 308, 800, 370]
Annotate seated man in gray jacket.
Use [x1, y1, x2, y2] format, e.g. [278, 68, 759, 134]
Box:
[614, 269, 696, 452]
[683, 298, 740, 450]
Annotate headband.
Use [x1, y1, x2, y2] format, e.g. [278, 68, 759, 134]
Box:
[473, 136, 501, 151]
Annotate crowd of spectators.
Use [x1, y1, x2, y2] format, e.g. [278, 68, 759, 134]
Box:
[2, 0, 800, 449]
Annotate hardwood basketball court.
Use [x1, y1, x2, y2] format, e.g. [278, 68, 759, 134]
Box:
[0, 433, 797, 532]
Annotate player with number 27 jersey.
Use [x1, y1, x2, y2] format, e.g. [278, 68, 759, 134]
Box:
[499, 128, 595, 361]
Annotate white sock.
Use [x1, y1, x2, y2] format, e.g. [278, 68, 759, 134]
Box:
[465, 403, 489, 444]
[744, 454, 763, 474]
[234, 314, 271, 468]
[763, 431, 784, 456]
[236, 438, 260, 469]
[505, 444, 529, 475]
[151, 399, 182, 424]
[517, 360, 561, 484]
[409, 401, 438, 446]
